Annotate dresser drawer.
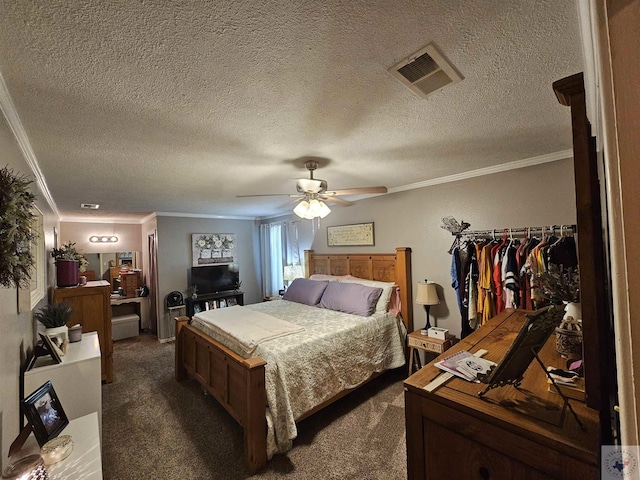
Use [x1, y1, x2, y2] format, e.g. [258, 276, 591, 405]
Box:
[408, 335, 451, 353]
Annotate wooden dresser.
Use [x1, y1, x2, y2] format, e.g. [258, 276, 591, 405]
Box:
[404, 309, 599, 480]
[53, 280, 113, 382]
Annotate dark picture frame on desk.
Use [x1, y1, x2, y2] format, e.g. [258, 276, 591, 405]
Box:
[23, 381, 69, 447]
[26, 333, 63, 371]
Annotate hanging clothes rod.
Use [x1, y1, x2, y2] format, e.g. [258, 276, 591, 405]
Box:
[454, 224, 577, 238]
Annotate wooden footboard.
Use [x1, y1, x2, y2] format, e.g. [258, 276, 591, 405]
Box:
[175, 316, 267, 473]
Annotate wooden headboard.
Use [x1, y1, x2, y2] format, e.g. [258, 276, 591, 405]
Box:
[304, 247, 413, 332]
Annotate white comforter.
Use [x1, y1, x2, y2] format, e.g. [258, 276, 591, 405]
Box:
[191, 299, 406, 457]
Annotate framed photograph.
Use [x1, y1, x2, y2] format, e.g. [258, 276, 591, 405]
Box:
[327, 222, 374, 247]
[38, 333, 63, 364]
[193, 304, 201, 314]
[23, 381, 69, 447]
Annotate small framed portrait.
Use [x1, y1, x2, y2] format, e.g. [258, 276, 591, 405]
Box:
[193, 304, 201, 314]
[39, 333, 63, 363]
[23, 381, 69, 447]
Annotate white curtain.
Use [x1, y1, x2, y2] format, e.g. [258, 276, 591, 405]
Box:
[259, 221, 300, 298]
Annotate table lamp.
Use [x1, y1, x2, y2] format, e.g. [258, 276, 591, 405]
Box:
[415, 280, 440, 330]
[283, 265, 304, 290]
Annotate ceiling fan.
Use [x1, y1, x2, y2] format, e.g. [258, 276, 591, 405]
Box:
[238, 160, 388, 218]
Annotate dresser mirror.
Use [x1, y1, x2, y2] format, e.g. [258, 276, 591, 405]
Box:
[82, 252, 141, 285]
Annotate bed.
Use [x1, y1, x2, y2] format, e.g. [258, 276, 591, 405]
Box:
[175, 247, 413, 473]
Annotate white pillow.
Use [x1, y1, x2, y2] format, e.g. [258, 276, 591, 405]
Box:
[309, 274, 344, 282]
[340, 278, 395, 314]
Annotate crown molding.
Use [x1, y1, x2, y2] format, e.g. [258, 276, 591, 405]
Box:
[388, 149, 573, 194]
[0, 71, 61, 218]
[155, 212, 257, 221]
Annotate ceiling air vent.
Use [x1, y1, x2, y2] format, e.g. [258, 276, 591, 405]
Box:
[80, 203, 100, 209]
[388, 43, 463, 98]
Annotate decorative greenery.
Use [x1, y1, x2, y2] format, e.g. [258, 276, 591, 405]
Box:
[0, 165, 37, 289]
[34, 303, 73, 328]
[535, 264, 580, 305]
[51, 242, 89, 272]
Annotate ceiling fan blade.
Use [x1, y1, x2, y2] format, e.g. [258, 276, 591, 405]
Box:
[324, 186, 388, 196]
[321, 196, 354, 207]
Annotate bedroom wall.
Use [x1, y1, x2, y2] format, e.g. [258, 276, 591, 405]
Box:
[154, 216, 260, 326]
[59, 222, 142, 254]
[0, 116, 58, 467]
[301, 157, 577, 337]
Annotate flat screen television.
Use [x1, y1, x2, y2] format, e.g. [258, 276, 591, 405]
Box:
[189, 265, 239, 295]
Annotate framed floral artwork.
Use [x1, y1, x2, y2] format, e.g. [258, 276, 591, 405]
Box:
[192, 233, 236, 267]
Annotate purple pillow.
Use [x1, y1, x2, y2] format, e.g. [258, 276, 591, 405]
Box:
[283, 278, 328, 306]
[319, 281, 383, 317]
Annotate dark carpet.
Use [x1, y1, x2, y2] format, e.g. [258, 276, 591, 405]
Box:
[102, 333, 408, 479]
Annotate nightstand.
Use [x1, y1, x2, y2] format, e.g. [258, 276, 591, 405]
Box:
[407, 330, 456, 375]
[262, 295, 283, 302]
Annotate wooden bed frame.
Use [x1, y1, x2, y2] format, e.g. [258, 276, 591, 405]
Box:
[175, 247, 412, 473]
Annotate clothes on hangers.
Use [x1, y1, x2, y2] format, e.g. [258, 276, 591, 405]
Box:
[448, 226, 577, 335]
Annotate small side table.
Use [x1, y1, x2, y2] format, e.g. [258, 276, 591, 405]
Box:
[262, 296, 283, 302]
[407, 330, 456, 375]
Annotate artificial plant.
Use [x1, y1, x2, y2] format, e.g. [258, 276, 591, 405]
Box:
[51, 241, 89, 272]
[0, 165, 37, 288]
[33, 303, 73, 328]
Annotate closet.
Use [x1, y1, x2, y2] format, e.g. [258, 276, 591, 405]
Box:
[449, 225, 577, 337]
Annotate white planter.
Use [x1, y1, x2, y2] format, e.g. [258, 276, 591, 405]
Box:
[563, 302, 582, 322]
[556, 302, 583, 357]
[44, 325, 69, 346]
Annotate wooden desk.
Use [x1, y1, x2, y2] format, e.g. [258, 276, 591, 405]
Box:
[404, 309, 599, 480]
[111, 295, 149, 330]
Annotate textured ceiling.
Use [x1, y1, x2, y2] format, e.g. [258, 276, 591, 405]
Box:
[0, 0, 583, 221]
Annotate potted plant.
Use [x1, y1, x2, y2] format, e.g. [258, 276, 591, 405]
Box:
[34, 303, 73, 346]
[0, 166, 37, 289]
[51, 242, 88, 287]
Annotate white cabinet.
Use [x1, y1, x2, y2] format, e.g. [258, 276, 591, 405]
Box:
[24, 332, 102, 435]
[19, 412, 102, 479]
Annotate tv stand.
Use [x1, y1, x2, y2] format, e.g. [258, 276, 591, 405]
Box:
[185, 291, 244, 317]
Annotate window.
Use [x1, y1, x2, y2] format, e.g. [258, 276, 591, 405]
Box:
[259, 221, 300, 297]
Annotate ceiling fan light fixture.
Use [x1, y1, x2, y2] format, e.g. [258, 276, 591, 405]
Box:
[318, 201, 331, 218]
[293, 200, 310, 218]
[308, 199, 322, 216]
[293, 198, 331, 219]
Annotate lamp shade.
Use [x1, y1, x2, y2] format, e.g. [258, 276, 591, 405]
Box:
[415, 281, 439, 305]
[293, 200, 310, 218]
[283, 264, 304, 281]
[293, 198, 331, 219]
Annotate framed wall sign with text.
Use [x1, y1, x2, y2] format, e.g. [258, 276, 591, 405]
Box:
[327, 222, 374, 247]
